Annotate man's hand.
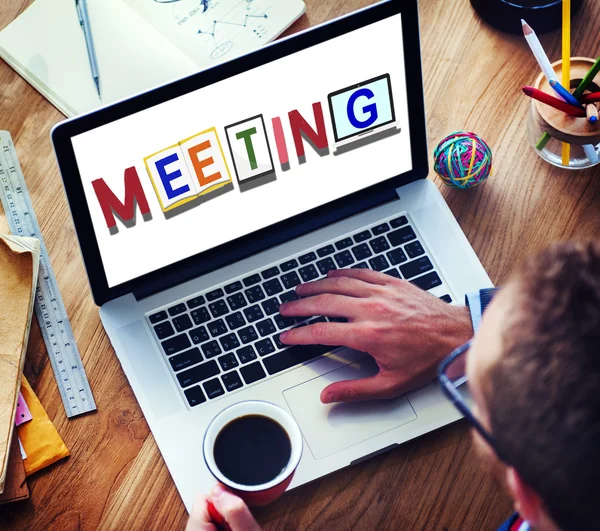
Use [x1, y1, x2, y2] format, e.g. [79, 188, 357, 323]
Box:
[186, 485, 261, 531]
[279, 268, 472, 404]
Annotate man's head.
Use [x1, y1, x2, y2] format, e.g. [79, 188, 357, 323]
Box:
[467, 241, 600, 531]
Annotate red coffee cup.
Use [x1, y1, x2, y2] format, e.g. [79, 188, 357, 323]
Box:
[203, 400, 303, 507]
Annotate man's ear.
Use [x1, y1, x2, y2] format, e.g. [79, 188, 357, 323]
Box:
[505, 467, 543, 526]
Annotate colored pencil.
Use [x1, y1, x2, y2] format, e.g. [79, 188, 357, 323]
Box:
[586, 103, 598, 123]
[580, 92, 600, 104]
[561, 0, 571, 165]
[549, 79, 582, 108]
[522, 86, 586, 116]
[573, 57, 600, 100]
[583, 144, 599, 163]
[521, 20, 557, 83]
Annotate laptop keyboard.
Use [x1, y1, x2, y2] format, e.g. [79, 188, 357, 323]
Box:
[146, 213, 453, 409]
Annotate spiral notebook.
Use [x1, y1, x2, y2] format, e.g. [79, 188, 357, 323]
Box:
[0, 0, 305, 117]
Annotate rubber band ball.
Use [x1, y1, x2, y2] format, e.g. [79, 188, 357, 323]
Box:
[433, 132, 493, 189]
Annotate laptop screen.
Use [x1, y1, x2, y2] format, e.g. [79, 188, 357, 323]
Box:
[71, 13, 411, 289]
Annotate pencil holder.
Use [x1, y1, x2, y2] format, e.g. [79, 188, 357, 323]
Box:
[527, 57, 600, 169]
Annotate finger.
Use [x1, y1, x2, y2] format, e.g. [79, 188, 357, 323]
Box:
[210, 485, 262, 531]
[281, 322, 360, 348]
[327, 268, 391, 285]
[295, 276, 381, 299]
[320, 373, 406, 404]
[186, 494, 216, 531]
[279, 294, 358, 319]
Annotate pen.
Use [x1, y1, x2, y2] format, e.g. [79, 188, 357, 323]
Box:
[75, 0, 101, 98]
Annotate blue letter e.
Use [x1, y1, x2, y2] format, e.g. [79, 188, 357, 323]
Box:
[155, 153, 189, 200]
[347, 88, 378, 129]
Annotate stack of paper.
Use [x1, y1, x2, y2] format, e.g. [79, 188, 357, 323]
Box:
[0, 235, 40, 494]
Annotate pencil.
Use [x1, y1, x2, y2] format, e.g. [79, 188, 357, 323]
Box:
[522, 86, 586, 116]
[549, 79, 582, 108]
[580, 92, 600, 104]
[586, 103, 599, 123]
[521, 20, 557, 83]
[573, 57, 600, 100]
[561, 0, 571, 165]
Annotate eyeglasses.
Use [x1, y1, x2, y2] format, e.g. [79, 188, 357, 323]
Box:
[437, 340, 508, 463]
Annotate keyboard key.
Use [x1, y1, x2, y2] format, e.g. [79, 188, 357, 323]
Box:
[411, 271, 442, 291]
[317, 257, 336, 275]
[274, 313, 295, 330]
[189, 326, 209, 344]
[177, 359, 220, 387]
[191, 307, 211, 325]
[262, 298, 280, 315]
[440, 294, 453, 303]
[206, 288, 224, 301]
[222, 371, 243, 392]
[298, 252, 316, 264]
[372, 222, 390, 235]
[352, 262, 369, 269]
[186, 296, 205, 309]
[280, 259, 298, 271]
[281, 271, 301, 289]
[405, 240, 425, 259]
[400, 257, 433, 279]
[240, 362, 267, 384]
[263, 278, 284, 296]
[173, 314, 193, 333]
[388, 226, 417, 246]
[256, 318, 276, 337]
[384, 268, 401, 279]
[149, 310, 168, 324]
[243, 274, 261, 287]
[370, 236, 390, 254]
[209, 299, 228, 318]
[236, 345, 257, 364]
[203, 378, 225, 399]
[255, 338, 276, 357]
[219, 333, 240, 352]
[390, 215, 408, 228]
[334, 250, 355, 268]
[153, 321, 174, 340]
[263, 344, 333, 375]
[317, 244, 335, 257]
[387, 248, 408, 265]
[201, 340, 222, 359]
[369, 255, 390, 272]
[184, 386, 206, 407]
[224, 281, 243, 294]
[227, 293, 247, 311]
[243, 305, 264, 322]
[167, 303, 186, 317]
[273, 333, 285, 350]
[238, 325, 258, 344]
[261, 266, 280, 279]
[226, 311, 246, 330]
[308, 316, 327, 325]
[335, 237, 353, 250]
[208, 319, 228, 337]
[353, 230, 371, 243]
[218, 353, 239, 371]
[169, 347, 203, 372]
[299, 264, 319, 282]
[245, 285, 265, 303]
[280, 291, 299, 303]
[352, 243, 373, 260]
[162, 334, 191, 356]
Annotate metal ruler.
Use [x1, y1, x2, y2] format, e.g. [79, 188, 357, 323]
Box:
[0, 131, 96, 418]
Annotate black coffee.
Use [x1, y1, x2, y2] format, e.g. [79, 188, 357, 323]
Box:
[213, 414, 292, 486]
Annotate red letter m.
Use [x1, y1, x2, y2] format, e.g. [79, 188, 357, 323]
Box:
[92, 167, 150, 231]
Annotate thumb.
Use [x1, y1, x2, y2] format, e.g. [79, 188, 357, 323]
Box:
[209, 485, 262, 531]
[320, 373, 401, 404]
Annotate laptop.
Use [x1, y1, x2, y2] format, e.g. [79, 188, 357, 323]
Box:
[52, 0, 492, 512]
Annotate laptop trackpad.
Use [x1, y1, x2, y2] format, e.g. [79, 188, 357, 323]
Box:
[283, 356, 417, 460]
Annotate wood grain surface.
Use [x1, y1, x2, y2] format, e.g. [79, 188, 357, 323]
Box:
[1, 0, 600, 529]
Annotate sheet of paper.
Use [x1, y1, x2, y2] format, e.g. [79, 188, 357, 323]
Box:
[124, 0, 305, 67]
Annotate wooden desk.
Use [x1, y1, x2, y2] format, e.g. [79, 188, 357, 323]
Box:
[2, 0, 600, 528]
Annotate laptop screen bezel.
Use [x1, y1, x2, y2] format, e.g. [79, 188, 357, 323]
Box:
[51, 0, 428, 306]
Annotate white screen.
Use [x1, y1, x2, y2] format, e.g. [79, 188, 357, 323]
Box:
[71, 13, 412, 288]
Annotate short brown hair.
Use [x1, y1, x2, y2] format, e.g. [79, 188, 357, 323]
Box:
[487, 241, 600, 531]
